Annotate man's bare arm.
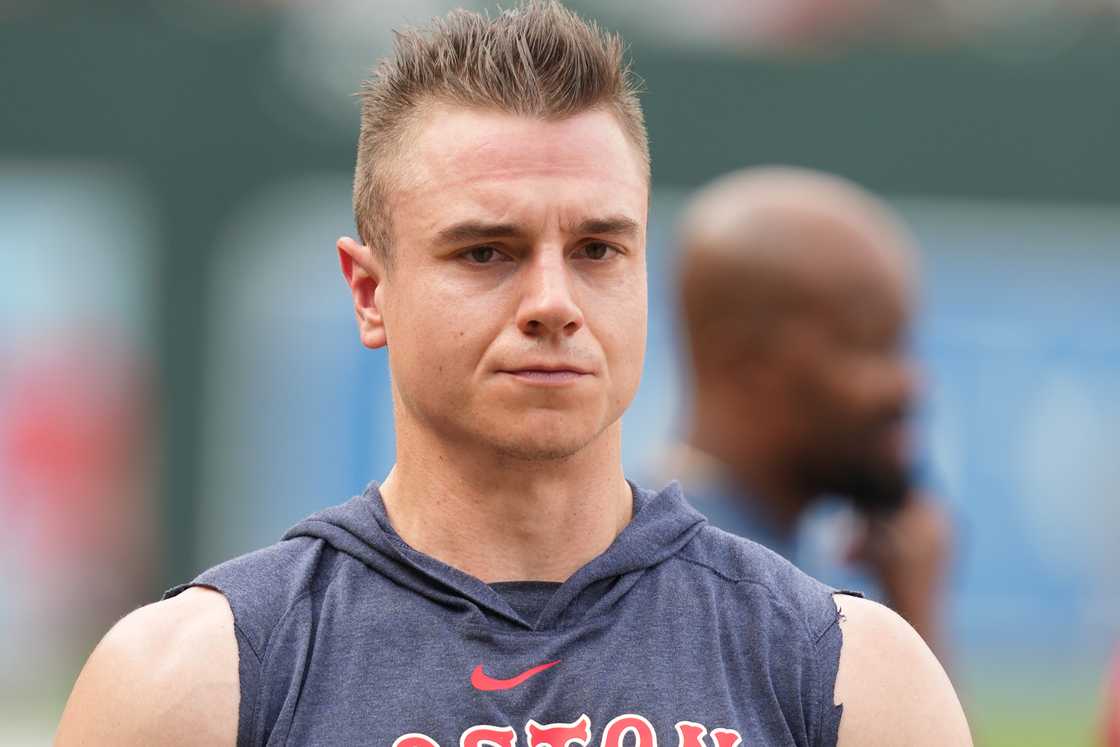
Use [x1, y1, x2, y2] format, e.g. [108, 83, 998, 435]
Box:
[834, 594, 971, 747]
[55, 587, 238, 746]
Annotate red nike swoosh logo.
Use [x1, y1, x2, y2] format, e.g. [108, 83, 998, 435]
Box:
[470, 660, 560, 691]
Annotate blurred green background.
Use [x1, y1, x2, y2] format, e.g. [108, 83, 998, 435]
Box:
[2, 1, 1118, 744]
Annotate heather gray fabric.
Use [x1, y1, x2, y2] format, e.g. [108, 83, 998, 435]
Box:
[165, 482, 855, 746]
[489, 582, 562, 626]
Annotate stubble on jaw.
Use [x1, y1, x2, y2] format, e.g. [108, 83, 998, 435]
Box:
[488, 422, 617, 463]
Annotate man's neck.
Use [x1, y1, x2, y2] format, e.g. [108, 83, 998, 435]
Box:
[379, 423, 633, 584]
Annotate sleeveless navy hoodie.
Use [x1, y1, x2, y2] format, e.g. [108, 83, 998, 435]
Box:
[165, 482, 851, 746]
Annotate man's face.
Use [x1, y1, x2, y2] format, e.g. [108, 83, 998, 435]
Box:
[779, 257, 918, 512]
[372, 105, 648, 461]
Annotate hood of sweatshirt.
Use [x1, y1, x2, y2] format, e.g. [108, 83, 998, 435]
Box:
[283, 480, 706, 632]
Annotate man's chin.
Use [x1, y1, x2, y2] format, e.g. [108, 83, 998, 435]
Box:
[480, 415, 612, 463]
[492, 440, 587, 462]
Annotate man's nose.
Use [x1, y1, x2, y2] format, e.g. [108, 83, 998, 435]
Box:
[516, 251, 584, 338]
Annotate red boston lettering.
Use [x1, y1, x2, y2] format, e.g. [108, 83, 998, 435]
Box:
[526, 714, 592, 747]
[673, 722, 743, 747]
[392, 714, 744, 747]
[674, 722, 706, 747]
[461, 725, 518, 747]
[709, 729, 741, 747]
[600, 714, 657, 747]
[394, 734, 440, 747]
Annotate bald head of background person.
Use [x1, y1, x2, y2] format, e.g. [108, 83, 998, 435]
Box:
[676, 166, 951, 647]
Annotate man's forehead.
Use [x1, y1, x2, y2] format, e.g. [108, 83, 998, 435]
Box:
[401, 104, 647, 190]
[381, 106, 648, 245]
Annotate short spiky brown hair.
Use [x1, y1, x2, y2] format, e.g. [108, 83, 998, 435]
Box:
[352, 1, 649, 255]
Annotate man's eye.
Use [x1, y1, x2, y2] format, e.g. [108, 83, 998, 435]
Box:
[579, 242, 615, 260]
[466, 246, 498, 263]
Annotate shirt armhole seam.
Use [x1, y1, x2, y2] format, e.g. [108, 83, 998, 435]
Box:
[812, 597, 849, 746]
[250, 589, 314, 743]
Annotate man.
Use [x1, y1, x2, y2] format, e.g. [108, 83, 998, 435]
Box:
[56, 4, 970, 745]
[673, 167, 952, 650]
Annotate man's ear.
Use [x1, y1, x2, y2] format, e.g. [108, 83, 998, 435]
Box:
[337, 236, 387, 350]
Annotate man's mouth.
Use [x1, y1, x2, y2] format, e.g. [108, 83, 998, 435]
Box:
[509, 369, 582, 380]
[500, 364, 592, 384]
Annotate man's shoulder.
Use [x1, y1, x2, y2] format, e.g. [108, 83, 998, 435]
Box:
[834, 595, 972, 745]
[166, 533, 338, 655]
[675, 520, 849, 640]
[183, 533, 325, 597]
[56, 587, 238, 745]
[680, 520, 838, 595]
[176, 489, 380, 607]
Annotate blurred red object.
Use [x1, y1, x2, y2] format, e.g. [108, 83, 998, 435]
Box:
[1106, 648, 1120, 747]
[0, 331, 152, 572]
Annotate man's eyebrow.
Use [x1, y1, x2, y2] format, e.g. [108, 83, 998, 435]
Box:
[434, 221, 524, 245]
[575, 215, 641, 238]
[433, 216, 641, 245]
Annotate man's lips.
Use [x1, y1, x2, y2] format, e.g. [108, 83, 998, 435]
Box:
[498, 364, 593, 383]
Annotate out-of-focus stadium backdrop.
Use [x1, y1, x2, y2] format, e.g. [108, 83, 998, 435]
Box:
[2, 1, 1118, 744]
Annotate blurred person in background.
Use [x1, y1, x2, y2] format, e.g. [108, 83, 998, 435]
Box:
[670, 166, 953, 653]
[56, 4, 969, 746]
